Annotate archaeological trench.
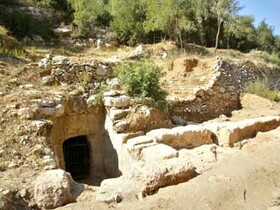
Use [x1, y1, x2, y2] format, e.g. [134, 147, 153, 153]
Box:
[1, 50, 280, 209]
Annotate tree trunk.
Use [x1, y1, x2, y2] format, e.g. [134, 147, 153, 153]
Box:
[214, 20, 222, 54]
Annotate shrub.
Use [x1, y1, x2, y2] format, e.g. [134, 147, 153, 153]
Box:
[115, 60, 166, 102]
[269, 51, 280, 66]
[1, 9, 53, 40]
[244, 79, 279, 101]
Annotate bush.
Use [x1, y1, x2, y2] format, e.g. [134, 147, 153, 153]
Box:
[269, 51, 280, 66]
[115, 60, 166, 102]
[244, 79, 279, 101]
[1, 9, 53, 40]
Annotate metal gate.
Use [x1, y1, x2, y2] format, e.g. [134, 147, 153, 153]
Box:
[63, 136, 90, 180]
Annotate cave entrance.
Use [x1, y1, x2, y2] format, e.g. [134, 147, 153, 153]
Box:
[63, 135, 90, 180]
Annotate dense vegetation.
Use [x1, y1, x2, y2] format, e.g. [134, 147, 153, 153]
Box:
[1, 0, 280, 55]
[115, 60, 167, 102]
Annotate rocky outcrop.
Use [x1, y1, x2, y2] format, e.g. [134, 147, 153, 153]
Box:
[205, 116, 280, 146]
[147, 125, 213, 149]
[33, 169, 74, 209]
[141, 158, 196, 195]
[95, 158, 196, 201]
[104, 92, 172, 133]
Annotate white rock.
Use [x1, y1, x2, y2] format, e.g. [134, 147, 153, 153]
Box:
[141, 144, 178, 162]
[96, 64, 108, 76]
[142, 158, 196, 195]
[38, 104, 64, 118]
[104, 95, 130, 108]
[52, 56, 69, 66]
[38, 58, 50, 68]
[205, 116, 280, 146]
[42, 76, 55, 86]
[34, 169, 73, 209]
[147, 125, 213, 149]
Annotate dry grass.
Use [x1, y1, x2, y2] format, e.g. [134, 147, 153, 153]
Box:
[244, 79, 279, 102]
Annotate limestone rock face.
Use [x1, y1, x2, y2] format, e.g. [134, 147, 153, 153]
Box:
[140, 144, 178, 162]
[34, 169, 73, 209]
[147, 125, 213, 149]
[142, 159, 196, 195]
[38, 104, 65, 118]
[206, 116, 280, 146]
[104, 95, 131, 108]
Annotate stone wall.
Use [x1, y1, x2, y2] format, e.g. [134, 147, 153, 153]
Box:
[170, 58, 280, 123]
[38, 55, 114, 95]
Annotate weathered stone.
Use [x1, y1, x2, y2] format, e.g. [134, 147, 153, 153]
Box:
[38, 58, 50, 68]
[109, 108, 131, 120]
[52, 56, 69, 66]
[142, 158, 196, 195]
[34, 169, 73, 209]
[38, 104, 64, 118]
[18, 107, 35, 119]
[126, 135, 154, 151]
[95, 191, 123, 204]
[127, 44, 144, 59]
[206, 116, 280, 146]
[96, 64, 108, 76]
[104, 95, 130, 108]
[114, 120, 129, 133]
[42, 76, 55, 86]
[141, 144, 178, 162]
[86, 95, 98, 108]
[147, 125, 213, 149]
[106, 78, 121, 89]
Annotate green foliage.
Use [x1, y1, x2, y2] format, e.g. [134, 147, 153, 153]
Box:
[0, 47, 25, 58]
[115, 60, 166, 102]
[110, 0, 146, 45]
[269, 51, 280, 66]
[1, 8, 53, 40]
[244, 79, 279, 102]
[144, 0, 193, 47]
[91, 85, 107, 107]
[256, 20, 275, 53]
[226, 15, 257, 51]
[68, 0, 110, 36]
[29, 0, 70, 11]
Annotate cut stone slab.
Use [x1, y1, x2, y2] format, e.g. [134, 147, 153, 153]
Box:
[147, 125, 213, 149]
[126, 135, 156, 160]
[109, 108, 131, 121]
[142, 158, 197, 195]
[140, 144, 178, 162]
[206, 116, 280, 146]
[126, 135, 154, 151]
[38, 104, 64, 118]
[104, 95, 130, 108]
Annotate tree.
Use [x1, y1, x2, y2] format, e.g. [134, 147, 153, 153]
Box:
[68, 0, 110, 36]
[110, 0, 147, 45]
[228, 15, 257, 51]
[256, 20, 275, 52]
[144, 0, 193, 48]
[210, 0, 239, 53]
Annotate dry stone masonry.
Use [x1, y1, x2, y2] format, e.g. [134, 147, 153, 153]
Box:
[170, 57, 280, 123]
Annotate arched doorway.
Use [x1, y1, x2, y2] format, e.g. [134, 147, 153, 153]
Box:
[63, 135, 90, 180]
